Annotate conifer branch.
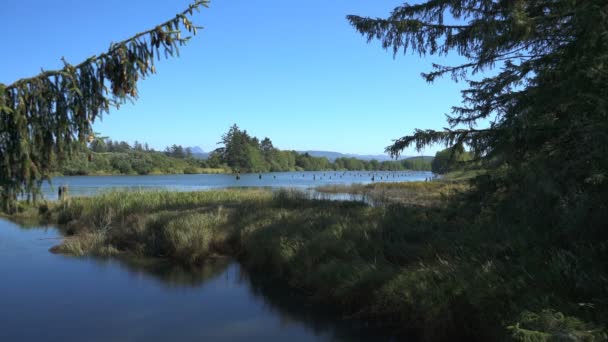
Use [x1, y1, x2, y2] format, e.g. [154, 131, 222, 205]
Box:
[0, 0, 210, 211]
[5, 0, 209, 90]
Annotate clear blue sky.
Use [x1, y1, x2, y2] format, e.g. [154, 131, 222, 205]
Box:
[1, 0, 471, 156]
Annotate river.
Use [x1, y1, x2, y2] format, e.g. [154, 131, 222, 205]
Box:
[0, 219, 398, 341]
[1, 172, 426, 341]
[40, 171, 432, 199]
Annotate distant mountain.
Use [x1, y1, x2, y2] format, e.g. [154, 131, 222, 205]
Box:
[186, 146, 209, 159]
[187, 146, 205, 154]
[297, 150, 406, 162]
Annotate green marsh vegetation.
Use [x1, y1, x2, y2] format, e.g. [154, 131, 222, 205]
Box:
[315, 181, 467, 207]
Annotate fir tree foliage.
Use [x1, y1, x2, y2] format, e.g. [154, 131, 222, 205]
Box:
[0, 1, 209, 211]
[431, 145, 472, 174]
[349, 2, 608, 334]
[348, 0, 608, 226]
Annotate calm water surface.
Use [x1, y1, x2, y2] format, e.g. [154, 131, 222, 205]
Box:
[41, 171, 433, 199]
[0, 219, 396, 341]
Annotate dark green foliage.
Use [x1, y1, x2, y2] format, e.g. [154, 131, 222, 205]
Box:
[431, 145, 472, 174]
[47, 136, 212, 176]
[347, 0, 608, 224]
[130, 156, 154, 175]
[295, 152, 331, 171]
[216, 124, 258, 171]
[347, 1, 608, 337]
[56, 149, 209, 176]
[401, 156, 434, 171]
[110, 155, 134, 175]
[0, 1, 209, 212]
[164, 144, 189, 159]
[509, 310, 606, 341]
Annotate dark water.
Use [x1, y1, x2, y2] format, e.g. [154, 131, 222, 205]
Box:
[0, 219, 394, 341]
[41, 171, 433, 199]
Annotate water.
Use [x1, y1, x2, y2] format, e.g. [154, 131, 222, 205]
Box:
[2, 172, 424, 340]
[0, 219, 394, 341]
[40, 171, 433, 199]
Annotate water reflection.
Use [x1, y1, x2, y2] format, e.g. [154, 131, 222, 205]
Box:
[0, 219, 396, 341]
[92, 255, 395, 341]
[98, 256, 233, 288]
[109, 257, 395, 341]
[241, 269, 397, 342]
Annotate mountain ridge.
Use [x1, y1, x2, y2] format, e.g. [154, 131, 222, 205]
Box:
[297, 150, 407, 162]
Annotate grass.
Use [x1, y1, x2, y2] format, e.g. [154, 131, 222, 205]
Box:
[18, 186, 608, 341]
[51, 232, 120, 256]
[194, 167, 229, 174]
[315, 181, 469, 207]
[147, 167, 229, 175]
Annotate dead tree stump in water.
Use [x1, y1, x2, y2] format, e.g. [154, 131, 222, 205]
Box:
[58, 185, 69, 201]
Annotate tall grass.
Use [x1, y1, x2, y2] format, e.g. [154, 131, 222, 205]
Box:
[55, 188, 271, 226]
[153, 209, 230, 264]
[315, 181, 468, 207]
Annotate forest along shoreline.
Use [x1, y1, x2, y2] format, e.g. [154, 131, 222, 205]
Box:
[50, 125, 433, 177]
[8, 176, 604, 341]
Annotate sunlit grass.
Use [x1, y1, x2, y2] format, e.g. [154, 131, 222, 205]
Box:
[315, 181, 469, 206]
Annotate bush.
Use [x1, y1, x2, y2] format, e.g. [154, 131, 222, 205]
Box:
[183, 166, 199, 174]
[509, 310, 606, 342]
[110, 156, 133, 174]
[131, 157, 153, 175]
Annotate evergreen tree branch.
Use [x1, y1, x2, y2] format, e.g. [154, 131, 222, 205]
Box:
[5, 0, 208, 90]
[0, 0, 210, 211]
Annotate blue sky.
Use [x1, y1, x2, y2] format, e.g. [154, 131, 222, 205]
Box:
[1, 0, 471, 156]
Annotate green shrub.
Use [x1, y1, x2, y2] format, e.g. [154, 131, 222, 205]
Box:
[509, 310, 606, 342]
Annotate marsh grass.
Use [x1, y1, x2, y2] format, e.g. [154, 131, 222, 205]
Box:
[37, 186, 608, 341]
[50, 232, 120, 257]
[153, 208, 230, 264]
[315, 181, 468, 207]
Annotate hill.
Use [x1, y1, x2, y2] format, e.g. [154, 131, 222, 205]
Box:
[187, 146, 210, 159]
[299, 150, 404, 162]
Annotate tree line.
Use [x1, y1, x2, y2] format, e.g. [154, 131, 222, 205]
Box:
[90, 138, 195, 159]
[207, 124, 432, 173]
[58, 139, 210, 176]
[53, 131, 433, 176]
